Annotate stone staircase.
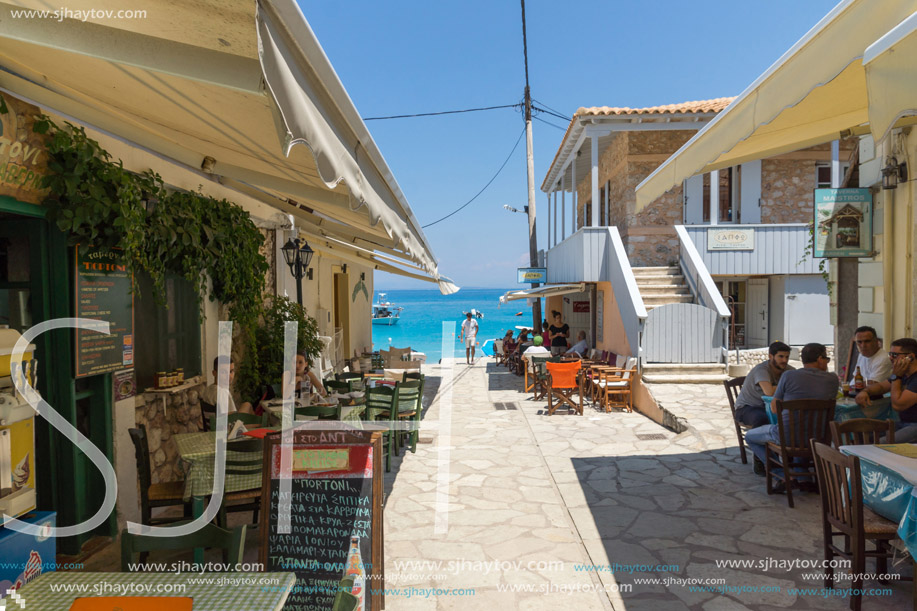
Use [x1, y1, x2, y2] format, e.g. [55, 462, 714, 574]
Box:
[632, 266, 693, 311]
[641, 363, 729, 384]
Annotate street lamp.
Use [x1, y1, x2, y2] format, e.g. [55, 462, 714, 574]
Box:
[281, 237, 314, 305]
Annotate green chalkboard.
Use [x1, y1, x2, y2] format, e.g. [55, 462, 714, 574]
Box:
[74, 245, 134, 378]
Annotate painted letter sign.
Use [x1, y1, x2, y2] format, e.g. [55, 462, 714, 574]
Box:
[707, 228, 755, 251]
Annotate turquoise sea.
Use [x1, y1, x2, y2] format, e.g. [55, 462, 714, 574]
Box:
[371, 288, 543, 363]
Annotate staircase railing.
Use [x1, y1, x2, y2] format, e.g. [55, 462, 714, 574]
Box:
[606, 227, 647, 365]
[674, 225, 731, 362]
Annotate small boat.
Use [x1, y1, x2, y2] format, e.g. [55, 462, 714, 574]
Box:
[515, 312, 523, 316]
[463, 308, 484, 319]
[372, 293, 402, 326]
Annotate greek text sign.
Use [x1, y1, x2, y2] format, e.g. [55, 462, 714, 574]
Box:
[707, 228, 755, 251]
[814, 188, 872, 258]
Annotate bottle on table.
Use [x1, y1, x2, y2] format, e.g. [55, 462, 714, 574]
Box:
[854, 366, 865, 392]
[343, 535, 366, 610]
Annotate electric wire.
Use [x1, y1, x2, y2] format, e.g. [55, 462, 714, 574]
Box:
[363, 104, 519, 121]
[532, 98, 572, 121]
[533, 116, 567, 131]
[531, 104, 571, 123]
[421, 127, 527, 229]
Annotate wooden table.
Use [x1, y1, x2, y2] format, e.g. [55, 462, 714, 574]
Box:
[13, 571, 296, 610]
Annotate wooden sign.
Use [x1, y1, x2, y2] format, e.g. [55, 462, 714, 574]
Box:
[0, 94, 50, 206]
[74, 245, 134, 378]
[260, 426, 383, 611]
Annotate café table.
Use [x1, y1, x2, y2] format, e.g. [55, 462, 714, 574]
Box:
[839, 444, 917, 559]
[763, 394, 897, 425]
[12, 571, 296, 610]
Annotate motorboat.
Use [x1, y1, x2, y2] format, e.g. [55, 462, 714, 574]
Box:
[463, 308, 484, 319]
[372, 293, 402, 326]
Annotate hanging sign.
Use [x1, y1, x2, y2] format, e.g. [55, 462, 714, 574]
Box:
[0, 94, 50, 205]
[813, 188, 873, 257]
[517, 268, 547, 284]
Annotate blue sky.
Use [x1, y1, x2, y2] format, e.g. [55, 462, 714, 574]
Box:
[302, 0, 839, 290]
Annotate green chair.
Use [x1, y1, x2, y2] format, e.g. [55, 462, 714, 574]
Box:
[216, 437, 264, 528]
[295, 404, 338, 420]
[530, 355, 551, 401]
[325, 380, 351, 395]
[333, 576, 358, 611]
[208, 411, 267, 432]
[121, 522, 246, 570]
[128, 425, 190, 527]
[366, 385, 398, 472]
[373, 380, 420, 455]
[337, 372, 365, 393]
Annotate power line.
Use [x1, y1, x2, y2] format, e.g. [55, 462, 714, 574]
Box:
[533, 116, 566, 131]
[421, 127, 527, 229]
[532, 98, 571, 121]
[531, 104, 571, 123]
[363, 104, 519, 121]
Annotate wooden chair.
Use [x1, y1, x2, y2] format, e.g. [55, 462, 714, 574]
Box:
[128, 425, 190, 526]
[595, 357, 636, 413]
[121, 522, 246, 570]
[493, 339, 505, 365]
[296, 405, 339, 420]
[765, 399, 835, 508]
[529, 355, 551, 401]
[546, 361, 582, 416]
[723, 376, 749, 464]
[810, 441, 900, 610]
[200, 400, 217, 432]
[325, 380, 352, 395]
[366, 385, 398, 472]
[217, 437, 265, 528]
[390, 380, 421, 454]
[830, 419, 895, 448]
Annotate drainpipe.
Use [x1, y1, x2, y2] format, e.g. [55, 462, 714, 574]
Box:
[883, 187, 893, 343]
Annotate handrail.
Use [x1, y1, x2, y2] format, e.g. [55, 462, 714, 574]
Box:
[674, 225, 731, 318]
[606, 227, 647, 360]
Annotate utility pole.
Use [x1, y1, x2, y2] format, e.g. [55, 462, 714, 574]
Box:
[521, 0, 542, 333]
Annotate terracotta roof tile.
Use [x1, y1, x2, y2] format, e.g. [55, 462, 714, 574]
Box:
[575, 97, 736, 117]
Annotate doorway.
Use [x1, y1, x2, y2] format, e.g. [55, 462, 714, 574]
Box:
[333, 272, 350, 360]
[746, 279, 769, 348]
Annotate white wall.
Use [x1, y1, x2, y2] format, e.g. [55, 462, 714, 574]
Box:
[768, 276, 786, 344]
[785, 275, 833, 345]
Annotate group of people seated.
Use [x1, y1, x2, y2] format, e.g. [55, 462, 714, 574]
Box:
[499, 311, 591, 375]
[733, 326, 917, 489]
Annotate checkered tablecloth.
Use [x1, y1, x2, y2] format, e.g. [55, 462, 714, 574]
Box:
[174, 433, 265, 500]
[12, 571, 296, 611]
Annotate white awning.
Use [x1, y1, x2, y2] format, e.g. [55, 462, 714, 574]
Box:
[0, 0, 456, 293]
[635, 0, 917, 212]
[500, 283, 587, 304]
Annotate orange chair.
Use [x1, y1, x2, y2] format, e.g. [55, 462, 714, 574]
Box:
[546, 361, 582, 416]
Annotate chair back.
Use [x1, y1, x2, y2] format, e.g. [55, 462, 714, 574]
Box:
[325, 380, 351, 395]
[225, 438, 264, 476]
[530, 354, 550, 376]
[128, 425, 153, 519]
[200, 401, 217, 432]
[622, 357, 637, 379]
[365, 385, 398, 421]
[121, 522, 246, 570]
[810, 440, 863, 538]
[396, 380, 422, 413]
[723, 376, 746, 418]
[337, 372, 363, 382]
[494, 340, 504, 356]
[546, 361, 581, 389]
[773, 399, 836, 454]
[296, 405, 339, 420]
[209, 411, 266, 431]
[830, 418, 895, 448]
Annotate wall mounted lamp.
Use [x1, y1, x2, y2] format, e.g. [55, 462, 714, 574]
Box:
[882, 156, 908, 190]
[281, 237, 314, 305]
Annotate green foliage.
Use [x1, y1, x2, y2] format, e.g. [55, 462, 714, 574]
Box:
[799, 222, 832, 294]
[235, 296, 324, 401]
[33, 116, 268, 327]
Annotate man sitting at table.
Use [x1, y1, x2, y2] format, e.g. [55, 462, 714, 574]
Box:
[201, 356, 253, 414]
[850, 326, 892, 386]
[565, 331, 589, 358]
[744, 343, 838, 485]
[522, 334, 550, 361]
[857, 337, 917, 442]
[734, 342, 792, 432]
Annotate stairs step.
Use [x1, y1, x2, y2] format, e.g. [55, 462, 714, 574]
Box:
[637, 285, 691, 295]
[644, 363, 727, 375]
[643, 294, 694, 305]
[634, 274, 685, 284]
[632, 266, 681, 276]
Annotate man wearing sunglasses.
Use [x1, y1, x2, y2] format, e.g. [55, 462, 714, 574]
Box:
[857, 337, 917, 441]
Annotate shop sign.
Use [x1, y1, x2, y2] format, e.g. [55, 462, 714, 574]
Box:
[707, 228, 755, 250]
[517, 268, 546, 284]
[813, 188, 873, 257]
[0, 94, 50, 205]
[573, 301, 590, 313]
[74, 245, 135, 378]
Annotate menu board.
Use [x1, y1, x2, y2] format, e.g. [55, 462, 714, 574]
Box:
[74, 245, 134, 378]
[260, 427, 383, 611]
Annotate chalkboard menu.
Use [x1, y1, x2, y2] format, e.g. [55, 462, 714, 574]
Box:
[74, 245, 134, 378]
[260, 427, 383, 611]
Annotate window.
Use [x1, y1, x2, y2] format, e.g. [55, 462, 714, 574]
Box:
[702, 168, 738, 223]
[815, 162, 851, 188]
[720, 280, 747, 348]
[134, 271, 202, 389]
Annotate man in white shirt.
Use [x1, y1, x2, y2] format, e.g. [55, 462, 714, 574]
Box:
[566, 331, 589, 357]
[522, 335, 551, 361]
[459, 312, 479, 365]
[850, 326, 892, 386]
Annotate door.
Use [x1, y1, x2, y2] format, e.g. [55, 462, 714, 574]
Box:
[746, 278, 769, 348]
[739, 160, 762, 224]
[683, 176, 704, 224]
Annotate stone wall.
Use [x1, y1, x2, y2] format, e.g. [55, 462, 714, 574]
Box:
[134, 377, 206, 484]
[760, 159, 818, 224]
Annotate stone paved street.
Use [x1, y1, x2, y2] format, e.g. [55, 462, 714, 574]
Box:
[380, 358, 914, 610]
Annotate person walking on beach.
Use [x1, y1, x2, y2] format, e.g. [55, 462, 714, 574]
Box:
[460, 311, 479, 365]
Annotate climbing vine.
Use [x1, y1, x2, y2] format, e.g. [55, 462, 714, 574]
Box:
[31, 116, 269, 328]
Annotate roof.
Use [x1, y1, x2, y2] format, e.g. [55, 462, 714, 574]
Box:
[574, 97, 736, 118]
[541, 97, 735, 192]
